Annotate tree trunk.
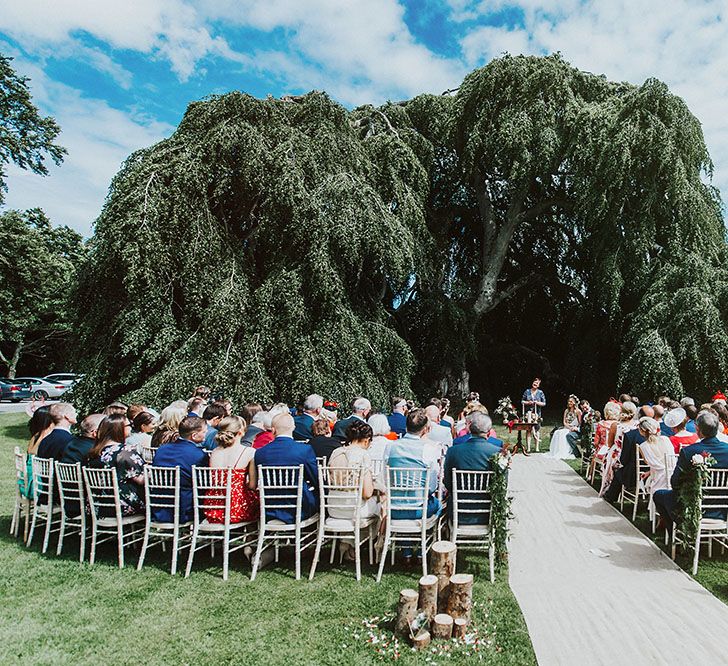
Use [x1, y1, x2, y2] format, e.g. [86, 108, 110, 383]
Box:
[7, 339, 23, 379]
[431, 613, 453, 639]
[453, 618, 468, 639]
[430, 540, 457, 609]
[445, 573, 474, 621]
[395, 589, 419, 637]
[417, 575, 438, 622]
[412, 630, 431, 650]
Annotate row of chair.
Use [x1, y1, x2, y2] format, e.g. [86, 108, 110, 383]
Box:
[584, 446, 728, 573]
[12, 448, 497, 581]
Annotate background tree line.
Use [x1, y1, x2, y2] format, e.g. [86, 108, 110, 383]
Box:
[2, 53, 726, 410]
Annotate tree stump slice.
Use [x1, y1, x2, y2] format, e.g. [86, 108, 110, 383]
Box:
[418, 574, 438, 621]
[431, 613, 454, 639]
[412, 630, 431, 650]
[453, 618, 468, 639]
[430, 540, 456, 608]
[445, 573, 473, 621]
[395, 588, 419, 637]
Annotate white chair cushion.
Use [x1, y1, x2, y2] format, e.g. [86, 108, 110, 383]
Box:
[390, 514, 439, 532]
[700, 518, 728, 530]
[150, 521, 192, 529]
[97, 514, 144, 527]
[265, 513, 319, 530]
[324, 515, 377, 531]
[198, 519, 256, 532]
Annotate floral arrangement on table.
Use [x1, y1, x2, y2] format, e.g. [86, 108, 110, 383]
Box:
[494, 396, 519, 427]
[677, 451, 717, 549]
[490, 447, 513, 564]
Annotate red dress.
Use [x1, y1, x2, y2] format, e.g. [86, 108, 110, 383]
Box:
[669, 432, 699, 454]
[204, 468, 260, 524]
[253, 431, 274, 449]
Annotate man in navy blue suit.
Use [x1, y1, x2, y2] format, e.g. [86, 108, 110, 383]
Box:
[444, 413, 503, 525]
[37, 402, 77, 461]
[293, 394, 323, 441]
[333, 397, 371, 441]
[654, 410, 728, 526]
[255, 412, 319, 523]
[387, 397, 408, 437]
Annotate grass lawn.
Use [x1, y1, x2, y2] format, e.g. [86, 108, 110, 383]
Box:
[564, 458, 728, 604]
[0, 413, 536, 666]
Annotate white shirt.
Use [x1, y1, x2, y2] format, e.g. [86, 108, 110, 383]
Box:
[428, 420, 453, 450]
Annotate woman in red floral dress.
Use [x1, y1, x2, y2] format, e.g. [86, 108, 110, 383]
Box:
[205, 416, 259, 523]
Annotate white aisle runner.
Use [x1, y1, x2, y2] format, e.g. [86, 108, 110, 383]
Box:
[508, 454, 728, 666]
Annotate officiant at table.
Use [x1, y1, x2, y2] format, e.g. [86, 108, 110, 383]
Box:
[522, 378, 546, 451]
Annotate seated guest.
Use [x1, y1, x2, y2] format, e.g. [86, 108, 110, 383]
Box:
[685, 404, 698, 434]
[367, 413, 392, 467]
[38, 402, 77, 461]
[62, 413, 105, 465]
[187, 396, 207, 418]
[654, 410, 728, 527]
[125, 411, 156, 454]
[103, 401, 128, 416]
[307, 418, 340, 462]
[254, 413, 319, 523]
[241, 403, 264, 446]
[453, 410, 502, 447]
[603, 405, 652, 502]
[205, 416, 259, 524]
[443, 412, 502, 524]
[439, 398, 456, 433]
[152, 416, 209, 523]
[666, 408, 699, 453]
[333, 397, 372, 440]
[387, 397, 408, 437]
[252, 411, 275, 449]
[293, 394, 323, 441]
[425, 404, 453, 451]
[712, 402, 728, 439]
[86, 414, 144, 516]
[655, 404, 675, 437]
[151, 401, 187, 447]
[22, 407, 54, 500]
[127, 404, 147, 423]
[454, 401, 492, 441]
[201, 402, 226, 450]
[638, 417, 675, 492]
[328, 420, 380, 559]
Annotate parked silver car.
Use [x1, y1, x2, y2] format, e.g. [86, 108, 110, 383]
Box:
[43, 373, 84, 386]
[15, 377, 70, 400]
[0, 379, 33, 402]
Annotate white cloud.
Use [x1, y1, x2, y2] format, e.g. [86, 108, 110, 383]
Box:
[2, 60, 172, 235]
[458, 0, 728, 197]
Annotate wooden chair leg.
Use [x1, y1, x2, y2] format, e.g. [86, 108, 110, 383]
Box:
[223, 528, 230, 581]
[309, 529, 324, 581]
[137, 523, 151, 571]
[354, 528, 361, 581]
[295, 528, 302, 580]
[56, 514, 66, 556]
[185, 527, 199, 578]
[376, 532, 390, 583]
[171, 528, 179, 576]
[250, 529, 266, 581]
[692, 532, 701, 575]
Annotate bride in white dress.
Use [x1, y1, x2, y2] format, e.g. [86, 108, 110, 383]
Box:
[548, 396, 581, 459]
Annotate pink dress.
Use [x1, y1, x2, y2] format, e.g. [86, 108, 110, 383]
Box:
[599, 420, 637, 496]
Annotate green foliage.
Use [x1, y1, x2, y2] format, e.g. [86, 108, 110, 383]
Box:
[72, 55, 728, 409]
[0, 54, 66, 204]
[676, 455, 717, 553]
[0, 208, 84, 376]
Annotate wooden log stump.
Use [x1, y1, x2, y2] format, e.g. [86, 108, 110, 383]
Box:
[445, 573, 473, 622]
[431, 613, 454, 639]
[412, 630, 431, 650]
[418, 575, 438, 621]
[430, 540, 456, 609]
[395, 589, 419, 637]
[453, 618, 468, 639]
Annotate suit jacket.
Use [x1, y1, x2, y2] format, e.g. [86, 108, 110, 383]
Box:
[293, 413, 315, 441]
[333, 415, 363, 441]
[671, 437, 728, 521]
[619, 429, 646, 489]
[151, 440, 208, 523]
[242, 424, 262, 447]
[254, 436, 319, 523]
[37, 429, 73, 461]
[60, 436, 94, 465]
[443, 436, 502, 524]
[307, 435, 340, 462]
[387, 412, 407, 436]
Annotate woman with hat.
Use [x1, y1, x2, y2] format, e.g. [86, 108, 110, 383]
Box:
[665, 407, 698, 453]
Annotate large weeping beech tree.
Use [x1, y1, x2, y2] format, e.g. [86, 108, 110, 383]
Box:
[73, 54, 728, 410]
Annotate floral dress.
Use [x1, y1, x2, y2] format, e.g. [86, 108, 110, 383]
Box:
[88, 442, 145, 516]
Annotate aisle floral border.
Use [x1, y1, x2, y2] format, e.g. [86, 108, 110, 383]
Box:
[490, 448, 513, 565]
[676, 451, 716, 550]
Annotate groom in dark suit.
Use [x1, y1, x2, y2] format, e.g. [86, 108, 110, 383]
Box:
[653, 410, 728, 525]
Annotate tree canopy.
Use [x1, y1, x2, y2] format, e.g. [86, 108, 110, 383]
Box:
[0, 54, 66, 204]
[71, 54, 728, 411]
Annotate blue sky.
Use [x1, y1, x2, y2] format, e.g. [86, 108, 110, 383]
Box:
[1, 0, 726, 235]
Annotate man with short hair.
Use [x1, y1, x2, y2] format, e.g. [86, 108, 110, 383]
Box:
[387, 397, 408, 437]
[38, 402, 77, 461]
[424, 404, 453, 450]
[187, 397, 207, 418]
[333, 397, 371, 440]
[293, 393, 323, 441]
[653, 410, 728, 527]
[151, 415, 209, 523]
[200, 403, 226, 450]
[443, 413, 502, 525]
[61, 413, 104, 465]
[254, 413, 319, 523]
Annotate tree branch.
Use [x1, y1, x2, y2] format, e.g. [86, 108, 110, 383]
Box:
[478, 273, 538, 315]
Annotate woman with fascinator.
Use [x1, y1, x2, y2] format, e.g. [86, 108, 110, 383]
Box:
[546, 394, 582, 459]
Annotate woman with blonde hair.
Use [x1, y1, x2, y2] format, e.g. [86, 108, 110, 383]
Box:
[205, 416, 259, 524]
[600, 401, 638, 496]
[588, 401, 621, 481]
[151, 401, 187, 447]
[638, 417, 674, 492]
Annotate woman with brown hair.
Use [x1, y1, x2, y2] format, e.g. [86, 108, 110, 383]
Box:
[87, 414, 145, 516]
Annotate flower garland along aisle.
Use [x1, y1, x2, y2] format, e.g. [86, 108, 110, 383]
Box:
[676, 451, 717, 551]
[490, 447, 513, 564]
